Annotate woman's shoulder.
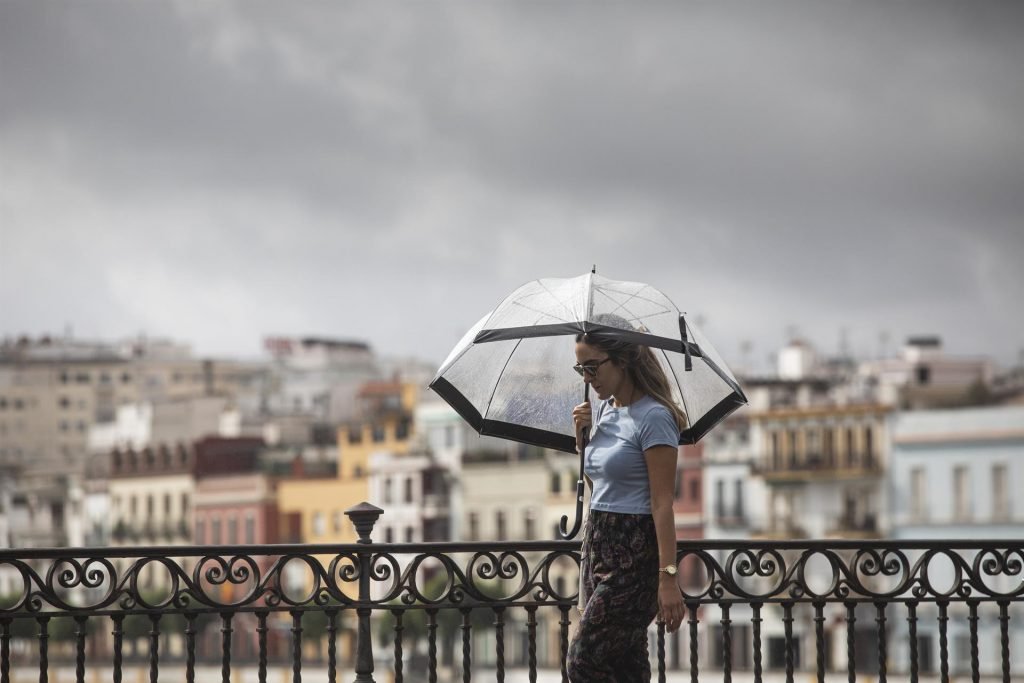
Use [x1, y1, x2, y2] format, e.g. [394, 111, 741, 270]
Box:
[631, 395, 674, 423]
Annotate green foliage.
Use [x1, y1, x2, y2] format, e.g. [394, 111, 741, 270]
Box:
[299, 597, 345, 639]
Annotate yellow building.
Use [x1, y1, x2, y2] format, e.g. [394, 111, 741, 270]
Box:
[276, 380, 417, 545]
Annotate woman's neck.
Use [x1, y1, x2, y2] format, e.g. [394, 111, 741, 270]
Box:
[612, 382, 643, 407]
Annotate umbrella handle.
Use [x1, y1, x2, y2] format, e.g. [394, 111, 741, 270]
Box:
[559, 382, 590, 540]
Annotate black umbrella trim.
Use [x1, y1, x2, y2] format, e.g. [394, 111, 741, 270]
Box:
[429, 377, 578, 454]
[480, 420, 578, 454]
[678, 391, 748, 445]
[431, 377, 746, 452]
[700, 354, 748, 401]
[474, 322, 705, 357]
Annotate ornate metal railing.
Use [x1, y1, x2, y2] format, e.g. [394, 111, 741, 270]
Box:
[0, 502, 1021, 682]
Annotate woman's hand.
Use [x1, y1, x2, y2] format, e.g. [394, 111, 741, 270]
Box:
[658, 578, 685, 633]
[572, 401, 592, 451]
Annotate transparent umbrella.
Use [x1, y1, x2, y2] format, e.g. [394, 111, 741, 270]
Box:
[430, 271, 747, 538]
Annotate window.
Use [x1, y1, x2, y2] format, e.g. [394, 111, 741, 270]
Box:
[227, 516, 238, 544]
[733, 480, 744, 518]
[333, 511, 343, 533]
[910, 467, 927, 521]
[245, 515, 256, 544]
[916, 365, 931, 385]
[806, 428, 821, 459]
[550, 472, 562, 495]
[787, 430, 798, 466]
[383, 477, 392, 505]
[845, 428, 856, 468]
[58, 396, 70, 409]
[348, 428, 362, 445]
[715, 480, 726, 518]
[181, 493, 189, 518]
[864, 426, 874, 467]
[195, 518, 206, 545]
[385, 527, 394, 543]
[164, 493, 172, 515]
[770, 431, 780, 469]
[689, 478, 700, 503]
[211, 518, 222, 544]
[992, 464, 1009, 520]
[404, 477, 414, 503]
[396, 418, 410, 440]
[405, 526, 414, 543]
[953, 466, 970, 521]
[312, 512, 325, 536]
[468, 513, 479, 541]
[372, 425, 386, 443]
[495, 511, 507, 541]
[823, 429, 835, 466]
[524, 509, 536, 539]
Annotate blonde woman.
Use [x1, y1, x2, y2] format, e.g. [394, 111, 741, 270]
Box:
[567, 329, 687, 682]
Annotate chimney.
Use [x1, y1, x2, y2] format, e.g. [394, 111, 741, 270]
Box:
[290, 451, 305, 478]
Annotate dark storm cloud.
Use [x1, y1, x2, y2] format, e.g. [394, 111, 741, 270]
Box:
[1, 2, 1022, 369]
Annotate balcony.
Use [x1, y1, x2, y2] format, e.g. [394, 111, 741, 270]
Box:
[827, 513, 882, 540]
[0, 503, 1020, 682]
[757, 452, 883, 483]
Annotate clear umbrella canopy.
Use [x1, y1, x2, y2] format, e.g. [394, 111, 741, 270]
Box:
[431, 273, 747, 454]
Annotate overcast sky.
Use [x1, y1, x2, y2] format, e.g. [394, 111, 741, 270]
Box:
[2, 2, 1022, 373]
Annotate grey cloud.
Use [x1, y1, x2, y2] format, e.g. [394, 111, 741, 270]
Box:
[1, 1, 1022, 368]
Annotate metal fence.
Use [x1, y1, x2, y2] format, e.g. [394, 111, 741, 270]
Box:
[0, 502, 1021, 682]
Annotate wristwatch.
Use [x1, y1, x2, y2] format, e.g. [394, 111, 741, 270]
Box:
[658, 564, 678, 576]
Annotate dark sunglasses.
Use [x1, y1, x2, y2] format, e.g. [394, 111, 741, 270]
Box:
[573, 357, 612, 378]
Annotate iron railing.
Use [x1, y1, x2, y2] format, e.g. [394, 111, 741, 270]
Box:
[0, 502, 1021, 682]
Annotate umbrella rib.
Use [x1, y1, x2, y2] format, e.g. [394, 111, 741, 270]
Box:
[592, 285, 673, 327]
[597, 282, 676, 311]
[505, 299, 573, 324]
[482, 338, 524, 421]
[659, 347, 692, 429]
[535, 279, 579, 322]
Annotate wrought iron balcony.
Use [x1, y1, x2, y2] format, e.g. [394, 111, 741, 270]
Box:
[0, 502, 1020, 682]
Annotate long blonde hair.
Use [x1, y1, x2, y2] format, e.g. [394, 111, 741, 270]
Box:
[577, 330, 688, 430]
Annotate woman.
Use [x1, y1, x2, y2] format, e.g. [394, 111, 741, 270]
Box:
[566, 329, 687, 682]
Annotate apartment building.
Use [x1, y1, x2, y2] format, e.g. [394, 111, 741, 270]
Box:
[888, 405, 1024, 676]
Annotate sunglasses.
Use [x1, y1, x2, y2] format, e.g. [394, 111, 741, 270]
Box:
[573, 357, 612, 378]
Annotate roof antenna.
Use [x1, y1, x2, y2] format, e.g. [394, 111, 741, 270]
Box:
[591, 264, 596, 274]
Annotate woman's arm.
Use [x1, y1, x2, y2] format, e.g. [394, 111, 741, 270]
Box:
[645, 444, 685, 632]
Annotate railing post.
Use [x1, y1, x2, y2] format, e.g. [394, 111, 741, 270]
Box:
[346, 502, 384, 683]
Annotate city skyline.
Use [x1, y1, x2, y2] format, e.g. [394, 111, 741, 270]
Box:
[2, 3, 1023, 369]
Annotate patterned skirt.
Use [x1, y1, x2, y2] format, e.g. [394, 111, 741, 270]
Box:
[567, 510, 660, 682]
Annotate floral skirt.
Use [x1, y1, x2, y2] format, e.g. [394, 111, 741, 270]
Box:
[567, 510, 660, 682]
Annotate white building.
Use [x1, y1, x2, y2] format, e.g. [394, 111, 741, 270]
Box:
[887, 404, 1024, 676]
[858, 336, 992, 408]
[263, 336, 380, 422]
[369, 450, 451, 544]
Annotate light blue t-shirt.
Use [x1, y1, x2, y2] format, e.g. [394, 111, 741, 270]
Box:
[584, 395, 680, 515]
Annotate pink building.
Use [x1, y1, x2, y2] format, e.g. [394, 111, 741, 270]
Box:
[192, 437, 298, 661]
